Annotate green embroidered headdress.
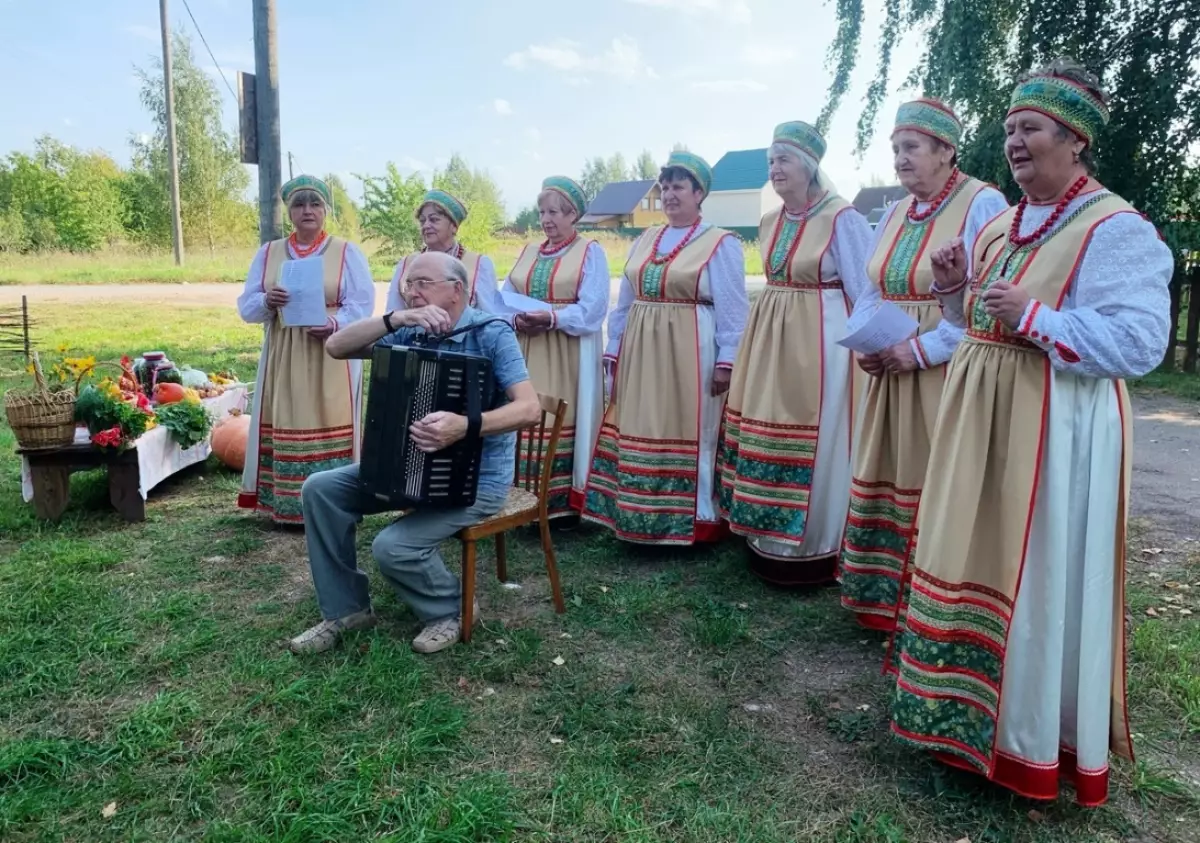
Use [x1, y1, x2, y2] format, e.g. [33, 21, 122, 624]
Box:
[541, 176, 588, 217]
[893, 98, 964, 149]
[281, 175, 332, 207]
[772, 121, 827, 163]
[416, 189, 468, 225]
[1008, 73, 1110, 146]
[663, 150, 713, 197]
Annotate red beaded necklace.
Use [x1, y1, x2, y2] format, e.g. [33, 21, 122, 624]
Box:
[649, 218, 702, 266]
[539, 231, 579, 256]
[907, 168, 959, 223]
[289, 230, 327, 259]
[423, 242, 464, 260]
[1009, 176, 1089, 249]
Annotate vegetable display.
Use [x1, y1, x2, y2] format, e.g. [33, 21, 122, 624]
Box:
[153, 382, 187, 405]
[18, 346, 242, 453]
[155, 399, 214, 449]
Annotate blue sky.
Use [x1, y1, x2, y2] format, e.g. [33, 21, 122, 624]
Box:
[1, 0, 924, 214]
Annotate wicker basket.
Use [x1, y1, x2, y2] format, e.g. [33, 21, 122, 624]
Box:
[4, 353, 78, 450]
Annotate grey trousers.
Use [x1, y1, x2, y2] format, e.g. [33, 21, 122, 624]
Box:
[300, 464, 508, 623]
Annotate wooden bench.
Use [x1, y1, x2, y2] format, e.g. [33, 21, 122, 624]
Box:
[18, 443, 146, 523]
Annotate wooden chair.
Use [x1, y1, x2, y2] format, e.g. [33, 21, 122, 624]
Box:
[457, 393, 569, 642]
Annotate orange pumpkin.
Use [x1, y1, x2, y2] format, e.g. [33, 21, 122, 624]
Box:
[153, 382, 187, 404]
[211, 412, 251, 471]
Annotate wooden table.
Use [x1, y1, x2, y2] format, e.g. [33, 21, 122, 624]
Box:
[17, 386, 249, 523]
[18, 443, 145, 522]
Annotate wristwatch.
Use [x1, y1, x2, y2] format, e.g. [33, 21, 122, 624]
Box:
[382, 311, 396, 333]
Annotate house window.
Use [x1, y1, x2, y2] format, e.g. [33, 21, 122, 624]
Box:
[641, 197, 650, 210]
[653, 197, 661, 210]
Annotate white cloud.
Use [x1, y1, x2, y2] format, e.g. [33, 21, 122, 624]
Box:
[623, 0, 751, 24]
[740, 45, 796, 67]
[691, 79, 768, 93]
[505, 41, 583, 72]
[125, 24, 158, 41]
[504, 36, 655, 82]
[493, 98, 513, 116]
[400, 155, 429, 173]
[525, 127, 542, 143]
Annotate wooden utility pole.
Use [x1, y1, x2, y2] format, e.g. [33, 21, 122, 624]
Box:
[159, 0, 185, 265]
[253, 0, 283, 243]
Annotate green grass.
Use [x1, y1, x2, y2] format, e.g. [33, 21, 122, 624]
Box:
[0, 234, 766, 286]
[0, 303, 1197, 841]
[1133, 368, 1200, 402]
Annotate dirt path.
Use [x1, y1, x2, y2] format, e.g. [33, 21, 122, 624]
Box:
[4, 283, 1196, 539]
[1129, 392, 1200, 539]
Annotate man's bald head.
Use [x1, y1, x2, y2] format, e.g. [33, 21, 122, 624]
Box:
[404, 251, 470, 314]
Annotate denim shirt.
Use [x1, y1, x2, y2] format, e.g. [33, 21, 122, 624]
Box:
[377, 307, 529, 496]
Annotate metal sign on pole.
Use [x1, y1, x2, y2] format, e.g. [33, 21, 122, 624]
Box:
[238, 71, 259, 165]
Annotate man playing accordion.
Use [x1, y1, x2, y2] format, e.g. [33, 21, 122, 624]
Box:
[288, 251, 540, 655]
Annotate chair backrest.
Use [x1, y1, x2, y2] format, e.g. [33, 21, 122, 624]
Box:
[513, 394, 569, 512]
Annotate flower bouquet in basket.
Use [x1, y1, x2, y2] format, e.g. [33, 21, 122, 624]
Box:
[4, 346, 99, 450]
[74, 356, 157, 452]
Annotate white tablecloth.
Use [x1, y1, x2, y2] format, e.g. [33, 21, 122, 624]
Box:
[21, 386, 249, 502]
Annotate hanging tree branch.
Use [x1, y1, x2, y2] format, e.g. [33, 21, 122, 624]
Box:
[816, 0, 864, 135]
[819, 0, 1200, 223]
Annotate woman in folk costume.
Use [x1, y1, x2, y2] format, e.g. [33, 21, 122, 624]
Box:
[583, 151, 750, 545]
[384, 189, 498, 313]
[501, 176, 609, 518]
[839, 99, 1008, 626]
[237, 175, 376, 525]
[719, 122, 875, 586]
[888, 59, 1171, 806]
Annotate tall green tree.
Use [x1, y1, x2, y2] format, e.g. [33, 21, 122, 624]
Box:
[358, 164, 426, 258]
[512, 205, 540, 233]
[579, 153, 637, 201]
[432, 153, 505, 251]
[634, 149, 658, 179]
[579, 157, 609, 203]
[132, 31, 255, 252]
[323, 173, 361, 242]
[819, 0, 1200, 224]
[0, 136, 124, 252]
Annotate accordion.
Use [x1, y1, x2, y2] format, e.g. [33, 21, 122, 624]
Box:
[359, 342, 496, 508]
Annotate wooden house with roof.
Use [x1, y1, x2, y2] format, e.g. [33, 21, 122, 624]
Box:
[578, 180, 666, 230]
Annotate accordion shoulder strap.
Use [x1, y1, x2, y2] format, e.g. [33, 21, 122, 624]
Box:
[425, 316, 512, 345]
[465, 357, 483, 443]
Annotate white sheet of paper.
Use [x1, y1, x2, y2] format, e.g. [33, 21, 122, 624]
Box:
[837, 300, 920, 355]
[499, 289, 553, 314]
[279, 260, 329, 327]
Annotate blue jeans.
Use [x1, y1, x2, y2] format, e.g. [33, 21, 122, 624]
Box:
[300, 464, 508, 623]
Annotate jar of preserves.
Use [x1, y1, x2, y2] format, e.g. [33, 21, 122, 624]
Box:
[135, 352, 182, 392]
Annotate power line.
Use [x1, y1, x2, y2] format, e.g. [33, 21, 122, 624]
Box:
[180, 0, 237, 101]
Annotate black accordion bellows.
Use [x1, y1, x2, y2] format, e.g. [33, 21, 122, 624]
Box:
[360, 343, 496, 507]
